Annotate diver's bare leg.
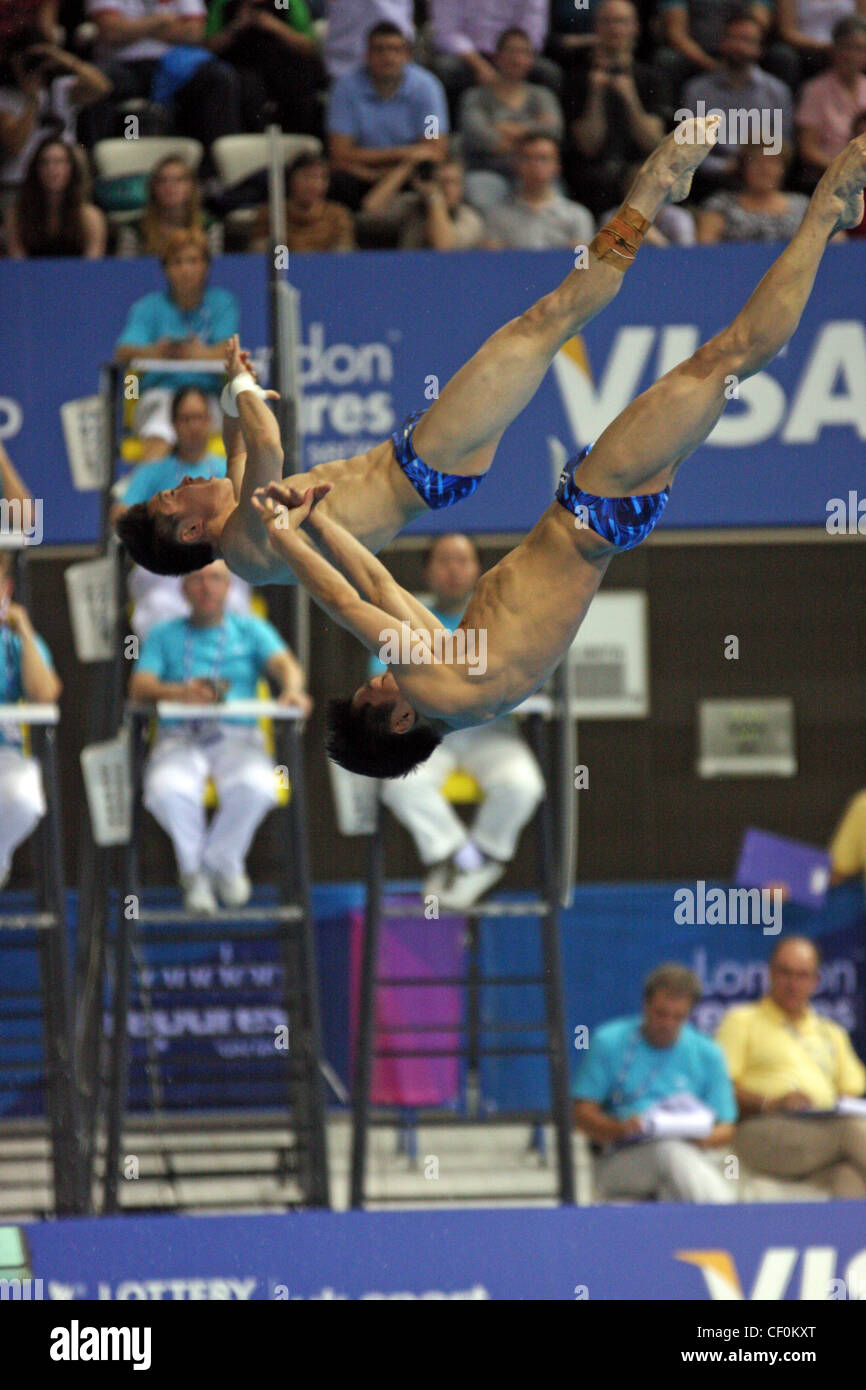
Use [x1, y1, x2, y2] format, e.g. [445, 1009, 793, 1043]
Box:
[573, 135, 866, 500]
[412, 117, 722, 477]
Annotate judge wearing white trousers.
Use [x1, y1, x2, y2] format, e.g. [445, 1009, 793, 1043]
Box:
[374, 534, 545, 911]
[128, 559, 311, 915]
[0, 550, 61, 889]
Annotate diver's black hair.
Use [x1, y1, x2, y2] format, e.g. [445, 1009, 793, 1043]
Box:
[325, 696, 441, 779]
[116, 502, 214, 576]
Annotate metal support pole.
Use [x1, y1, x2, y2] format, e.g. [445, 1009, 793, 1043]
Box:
[284, 721, 330, 1207]
[33, 725, 79, 1214]
[529, 707, 575, 1204]
[350, 797, 385, 1208]
[103, 714, 144, 1213]
[76, 364, 125, 1208]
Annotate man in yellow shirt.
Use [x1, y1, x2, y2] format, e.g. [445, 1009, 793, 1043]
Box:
[828, 789, 866, 884]
[716, 936, 866, 1196]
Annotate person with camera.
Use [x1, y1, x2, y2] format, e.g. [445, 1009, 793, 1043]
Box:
[358, 154, 483, 250]
[128, 558, 311, 915]
[564, 0, 669, 218]
[0, 32, 111, 199]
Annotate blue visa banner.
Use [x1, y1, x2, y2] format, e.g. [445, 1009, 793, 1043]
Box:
[1, 242, 865, 545]
[21, 1200, 866, 1299]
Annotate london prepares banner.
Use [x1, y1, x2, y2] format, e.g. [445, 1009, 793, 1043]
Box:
[1, 242, 864, 545]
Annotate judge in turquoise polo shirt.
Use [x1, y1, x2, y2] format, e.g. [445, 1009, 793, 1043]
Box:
[114, 227, 239, 462]
[0, 550, 62, 891]
[129, 557, 311, 916]
[573, 962, 738, 1203]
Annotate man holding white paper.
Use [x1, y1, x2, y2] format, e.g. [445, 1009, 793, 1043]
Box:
[717, 936, 866, 1198]
[573, 963, 737, 1204]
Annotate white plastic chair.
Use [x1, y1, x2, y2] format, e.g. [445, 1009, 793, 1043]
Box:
[211, 133, 322, 191]
[92, 137, 204, 225]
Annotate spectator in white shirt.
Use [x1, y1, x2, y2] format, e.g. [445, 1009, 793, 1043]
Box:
[429, 0, 561, 112]
[485, 131, 594, 249]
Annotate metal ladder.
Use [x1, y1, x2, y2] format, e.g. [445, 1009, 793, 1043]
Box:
[98, 700, 329, 1213]
[0, 539, 78, 1217]
[350, 681, 576, 1207]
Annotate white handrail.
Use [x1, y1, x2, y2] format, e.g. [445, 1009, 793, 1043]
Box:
[152, 700, 304, 721]
[127, 359, 225, 374]
[0, 703, 60, 725]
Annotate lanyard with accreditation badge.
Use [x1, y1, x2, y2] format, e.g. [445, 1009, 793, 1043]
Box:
[182, 621, 230, 742]
[0, 619, 23, 745]
[608, 1025, 677, 1111]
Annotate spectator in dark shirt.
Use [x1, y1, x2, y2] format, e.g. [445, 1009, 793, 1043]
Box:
[0, 0, 57, 55]
[5, 134, 106, 256]
[459, 26, 565, 211]
[83, 0, 241, 162]
[249, 152, 355, 253]
[206, 0, 327, 137]
[680, 12, 794, 188]
[546, 0, 604, 68]
[696, 141, 808, 241]
[564, 0, 668, 218]
[655, 0, 772, 96]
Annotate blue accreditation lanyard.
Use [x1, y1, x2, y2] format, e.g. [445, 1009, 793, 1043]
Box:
[182, 620, 229, 685]
[609, 1025, 676, 1111]
[182, 621, 229, 742]
[0, 626, 23, 745]
[786, 1019, 837, 1082]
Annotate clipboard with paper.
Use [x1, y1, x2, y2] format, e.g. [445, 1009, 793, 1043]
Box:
[623, 1092, 716, 1143]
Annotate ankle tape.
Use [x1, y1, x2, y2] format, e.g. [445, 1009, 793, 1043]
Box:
[590, 204, 651, 269]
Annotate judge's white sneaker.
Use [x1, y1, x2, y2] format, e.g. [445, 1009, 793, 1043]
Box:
[181, 872, 218, 916]
[437, 860, 505, 913]
[212, 871, 252, 908]
[422, 862, 451, 901]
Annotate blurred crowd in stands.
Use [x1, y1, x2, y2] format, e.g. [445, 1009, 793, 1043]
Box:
[1, 0, 864, 259]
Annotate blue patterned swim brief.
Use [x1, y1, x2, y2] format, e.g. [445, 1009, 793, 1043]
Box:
[392, 409, 485, 510]
[556, 443, 670, 551]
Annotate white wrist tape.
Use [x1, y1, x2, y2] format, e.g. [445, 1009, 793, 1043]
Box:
[220, 371, 265, 418]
